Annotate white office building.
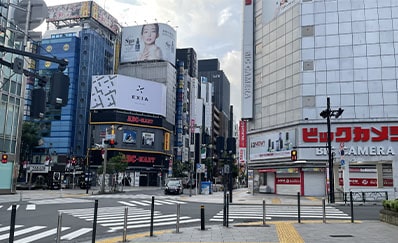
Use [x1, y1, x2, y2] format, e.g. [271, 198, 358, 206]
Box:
[242, 0, 398, 199]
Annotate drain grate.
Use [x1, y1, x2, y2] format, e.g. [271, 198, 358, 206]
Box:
[330, 235, 353, 238]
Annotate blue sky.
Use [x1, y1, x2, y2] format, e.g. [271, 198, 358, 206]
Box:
[44, 0, 243, 119]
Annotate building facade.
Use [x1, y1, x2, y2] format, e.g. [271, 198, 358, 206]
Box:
[243, 0, 398, 198]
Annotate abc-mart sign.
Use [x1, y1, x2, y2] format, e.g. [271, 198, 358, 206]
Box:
[302, 125, 398, 157]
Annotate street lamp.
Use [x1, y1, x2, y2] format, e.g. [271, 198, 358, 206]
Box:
[320, 97, 344, 204]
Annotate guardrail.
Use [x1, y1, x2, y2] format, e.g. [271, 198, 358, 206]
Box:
[343, 191, 389, 204]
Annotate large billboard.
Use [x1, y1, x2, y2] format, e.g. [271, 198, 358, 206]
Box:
[262, 0, 299, 24]
[47, 1, 119, 34]
[120, 23, 176, 65]
[90, 75, 167, 117]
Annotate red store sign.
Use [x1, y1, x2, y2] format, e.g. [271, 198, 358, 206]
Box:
[338, 178, 393, 187]
[303, 126, 398, 143]
[276, 177, 300, 185]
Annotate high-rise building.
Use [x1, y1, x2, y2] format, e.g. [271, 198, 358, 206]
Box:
[243, 0, 397, 198]
[23, 1, 119, 188]
[89, 23, 177, 187]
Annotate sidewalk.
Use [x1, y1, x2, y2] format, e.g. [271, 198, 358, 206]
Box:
[94, 220, 397, 243]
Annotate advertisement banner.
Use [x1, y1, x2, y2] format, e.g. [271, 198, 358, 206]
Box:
[90, 75, 167, 117]
[249, 130, 296, 160]
[239, 120, 247, 148]
[121, 23, 176, 65]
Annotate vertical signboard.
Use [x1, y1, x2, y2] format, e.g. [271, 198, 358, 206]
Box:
[241, 0, 254, 119]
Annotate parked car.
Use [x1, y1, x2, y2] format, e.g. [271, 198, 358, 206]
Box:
[164, 179, 184, 195]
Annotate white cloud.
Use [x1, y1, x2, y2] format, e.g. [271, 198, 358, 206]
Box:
[44, 0, 243, 119]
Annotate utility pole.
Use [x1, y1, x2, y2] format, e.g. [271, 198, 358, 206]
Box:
[320, 97, 344, 204]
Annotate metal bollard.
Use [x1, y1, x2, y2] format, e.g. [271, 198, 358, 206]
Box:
[176, 203, 180, 233]
[92, 199, 98, 243]
[297, 192, 301, 223]
[200, 204, 205, 230]
[9, 204, 17, 242]
[150, 196, 155, 237]
[322, 197, 326, 223]
[123, 206, 128, 242]
[262, 199, 266, 225]
[226, 192, 229, 228]
[19, 191, 23, 202]
[56, 212, 62, 243]
[385, 191, 388, 200]
[350, 191, 354, 223]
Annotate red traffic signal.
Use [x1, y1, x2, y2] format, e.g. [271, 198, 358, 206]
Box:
[71, 157, 76, 165]
[1, 154, 8, 163]
[291, 150, 297, 161]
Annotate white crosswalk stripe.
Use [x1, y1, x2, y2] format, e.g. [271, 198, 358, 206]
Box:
[29, 197, 93, 205]
[60, 206, 200, 232]
[117, 199, 186, 207]
[210, 205, 350, 222]
[1, 204, 38, 211]
[0, 225, 91, 242]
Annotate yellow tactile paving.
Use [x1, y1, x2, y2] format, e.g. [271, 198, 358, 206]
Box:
[275, 222, 305, 243]
[272, 197, 281, 204]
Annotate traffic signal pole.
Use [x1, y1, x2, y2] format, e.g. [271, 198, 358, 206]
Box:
[100, 144, 108, 194]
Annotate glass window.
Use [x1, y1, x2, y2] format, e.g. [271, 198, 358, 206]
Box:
[365, 32, 379, 44]
[364, 8, 378, 20]
[339, 46, 353, 58]
[352, 21, 366, 33]
[339, 22, 352, 34]
[380, 31, 393, 43]
[381, 55, 395, 67]
[380, 43, 394, 55]
[325, 23, 338, 35]
[378, 7, 392, 19]
[325, 46, 339, 58]
[367, 68, 381, 80]
[326, 58, 339, 70]
[367, 56, 382, 68]
[340, 70, 354, 81]
[351, 9, 365, 21]
[326, 35, 339, 46]
[339, 10, 352, 22]
[353, 45, 366, 57]
[365, 20, 379, 32]
[379, 19, 393, 31]
[367, 44, 381, 55]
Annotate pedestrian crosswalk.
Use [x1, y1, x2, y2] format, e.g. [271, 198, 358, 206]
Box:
[60, 206, 200, 232]
[210, 205, 351, 222]
[0, 225, 91, 242]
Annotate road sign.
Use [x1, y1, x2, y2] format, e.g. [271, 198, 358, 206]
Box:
[341, 159, 345, 166]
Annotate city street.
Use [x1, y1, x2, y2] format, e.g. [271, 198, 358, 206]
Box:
[0, 187, 386, 242]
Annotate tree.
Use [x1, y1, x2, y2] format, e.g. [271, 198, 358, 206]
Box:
[172, 160, 189, 178]
[97, 153, 128, 192]
[20, 122, 41, 161]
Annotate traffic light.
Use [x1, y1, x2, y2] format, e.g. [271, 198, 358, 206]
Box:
[31, 88, 46, 119]
[1, 154, 8, 163]
[49, 71, 70, 107]
[71, 157, 76, 165]
[291, 150, 297, 161]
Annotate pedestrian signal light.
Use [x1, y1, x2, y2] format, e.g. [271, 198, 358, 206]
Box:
[71, 157, 76, 165]
[291, 150, 297, 161]
[1, 154, 8, 163]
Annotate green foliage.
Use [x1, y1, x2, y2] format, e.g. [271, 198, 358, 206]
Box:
[383, 199, 398, 211]
[97, 153, 128, 174]
[172, 160, 189, 178]
[20, 122, 41, 161]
